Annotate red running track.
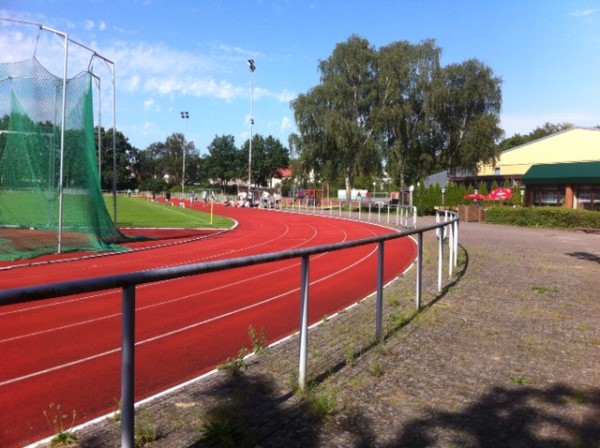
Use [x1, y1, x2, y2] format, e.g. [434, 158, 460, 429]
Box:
[0, 205, 417, 447]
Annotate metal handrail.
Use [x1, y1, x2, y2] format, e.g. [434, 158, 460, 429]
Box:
[3, 210, 459, 448]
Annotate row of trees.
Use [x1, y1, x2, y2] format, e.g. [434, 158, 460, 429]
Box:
[291, 35, 503, 199]
[98, 128, 289, 194]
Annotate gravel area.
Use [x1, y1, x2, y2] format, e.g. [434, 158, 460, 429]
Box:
[37, 217, 600, 448]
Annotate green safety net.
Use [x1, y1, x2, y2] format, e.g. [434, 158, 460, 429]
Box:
[0, 57, 130, 261]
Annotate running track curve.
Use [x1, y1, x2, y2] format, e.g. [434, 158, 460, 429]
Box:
[0, 204, 417, 447]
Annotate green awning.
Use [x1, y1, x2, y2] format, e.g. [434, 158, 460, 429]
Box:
[523, 161, 600, 185]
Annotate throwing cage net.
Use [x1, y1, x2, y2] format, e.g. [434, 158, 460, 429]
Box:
[0, 56, 128, 261]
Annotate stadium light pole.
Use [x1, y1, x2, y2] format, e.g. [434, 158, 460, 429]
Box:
[247, 59, 255, 197]
[180, 111, 189, 195]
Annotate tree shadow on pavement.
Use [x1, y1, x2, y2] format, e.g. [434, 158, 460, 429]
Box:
[189, 371, 322, 448]
[567, 251, 600, 264]
[389, 383, 600, 448]
[191, 373, 600, 448]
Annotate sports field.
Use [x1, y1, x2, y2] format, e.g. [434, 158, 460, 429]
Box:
[0, 199, 417, 447]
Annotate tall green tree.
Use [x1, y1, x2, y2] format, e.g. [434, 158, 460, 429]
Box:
[204, 134, 243, 189]
[241, 134, 290, 187]
[140, 133, 197, 189]
[376, 39, 442, 187]
[98, 127, 140, 190]
[433, 59, 503, 176]
[292, 35, 381, 203]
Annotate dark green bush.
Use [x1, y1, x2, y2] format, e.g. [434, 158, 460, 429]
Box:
[485, 206, 600, 230]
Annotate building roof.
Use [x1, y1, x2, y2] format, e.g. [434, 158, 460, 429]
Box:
[479, 127, 600, 177]
[522, 161, 600, 185]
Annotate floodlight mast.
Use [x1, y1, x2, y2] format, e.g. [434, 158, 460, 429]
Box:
[247, 59, 255, 198]
[180, 111, 189, 194]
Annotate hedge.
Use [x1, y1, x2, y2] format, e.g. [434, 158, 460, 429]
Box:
[485, 206, 600, 230]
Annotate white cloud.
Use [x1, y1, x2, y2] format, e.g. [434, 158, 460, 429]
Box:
[85, 20, 95, 31]
[570, 9, 599, 17]
[143, 98, 154, 111]
[281, 116, 293, 133]
[125, 75, 141, 92]
[99, 21, 107, 31]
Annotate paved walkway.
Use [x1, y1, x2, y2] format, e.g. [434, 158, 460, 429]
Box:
[37, 218, 600, 448]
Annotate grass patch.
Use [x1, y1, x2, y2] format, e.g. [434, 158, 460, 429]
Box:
[532, 286, 558, 294]
[104, 195, 233, 229]
[510, 375, 533, 386]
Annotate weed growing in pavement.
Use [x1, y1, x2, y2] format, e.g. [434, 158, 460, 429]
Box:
[134, 411, 159, 447]
[567, 388, 589, 405]
[43, 403, 78, 447]
[510, 375, 533, 386]
[248, 325, 270, 355]
[532, 285, 558, 294]
[344, 344, 356, 366]
[303, 387, 338, 416]
[111, 399, 122, 424]
[218, 347, 249, 375]
[389, 309, 418, 330]
[370, 359, 384, 377]
[198, 419, 246, 448]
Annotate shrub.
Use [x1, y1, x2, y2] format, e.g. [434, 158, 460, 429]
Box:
[485, 206, 600, 230]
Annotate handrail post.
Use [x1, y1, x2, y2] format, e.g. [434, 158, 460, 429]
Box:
[454, 220, 459, 267]
[438, 223, 444, 292]
[448, 221, 454, 278]
[416, 232, 423, 310]
[298, 255, 310, 391]
[375, 241, 384, 342]
[121, 285, 136, 448]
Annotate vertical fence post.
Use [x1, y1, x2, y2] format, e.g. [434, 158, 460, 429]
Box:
[438, 223, 444, 292]
[121, 285, 136, 448]
[448, 220, 454, 278]
[298, 255, 310, 391]
[454, 220, 459, 267]
[416, 232, 423, 310]
[375, 241, 385, 342]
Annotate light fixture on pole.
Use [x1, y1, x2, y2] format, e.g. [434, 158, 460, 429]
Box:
[180, 111, 189, 194]
[247, 59, 255, 198]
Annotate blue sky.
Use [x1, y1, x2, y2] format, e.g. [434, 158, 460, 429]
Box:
[1, 0, 600, 154]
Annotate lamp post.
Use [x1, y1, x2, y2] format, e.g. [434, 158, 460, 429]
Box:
[180, 111, 189, 195]
[441, 187, 446, 207]
[247, 59, 255, 198]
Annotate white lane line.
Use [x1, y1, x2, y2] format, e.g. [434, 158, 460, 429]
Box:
[0, 222, 340, 342]
[1, 232, 382, 387]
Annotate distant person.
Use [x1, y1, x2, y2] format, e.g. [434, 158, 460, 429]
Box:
[165, 191, 171, 204]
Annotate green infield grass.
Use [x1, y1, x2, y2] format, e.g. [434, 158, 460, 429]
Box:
[105, 195, 234, 229]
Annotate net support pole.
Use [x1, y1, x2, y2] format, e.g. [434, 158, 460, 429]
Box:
[55, 28, 69, 254]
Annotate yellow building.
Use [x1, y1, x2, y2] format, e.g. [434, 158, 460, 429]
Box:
[469, 128, 600, 209]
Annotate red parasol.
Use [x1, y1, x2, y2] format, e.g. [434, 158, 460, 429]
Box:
[489, 188, 513, 201]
